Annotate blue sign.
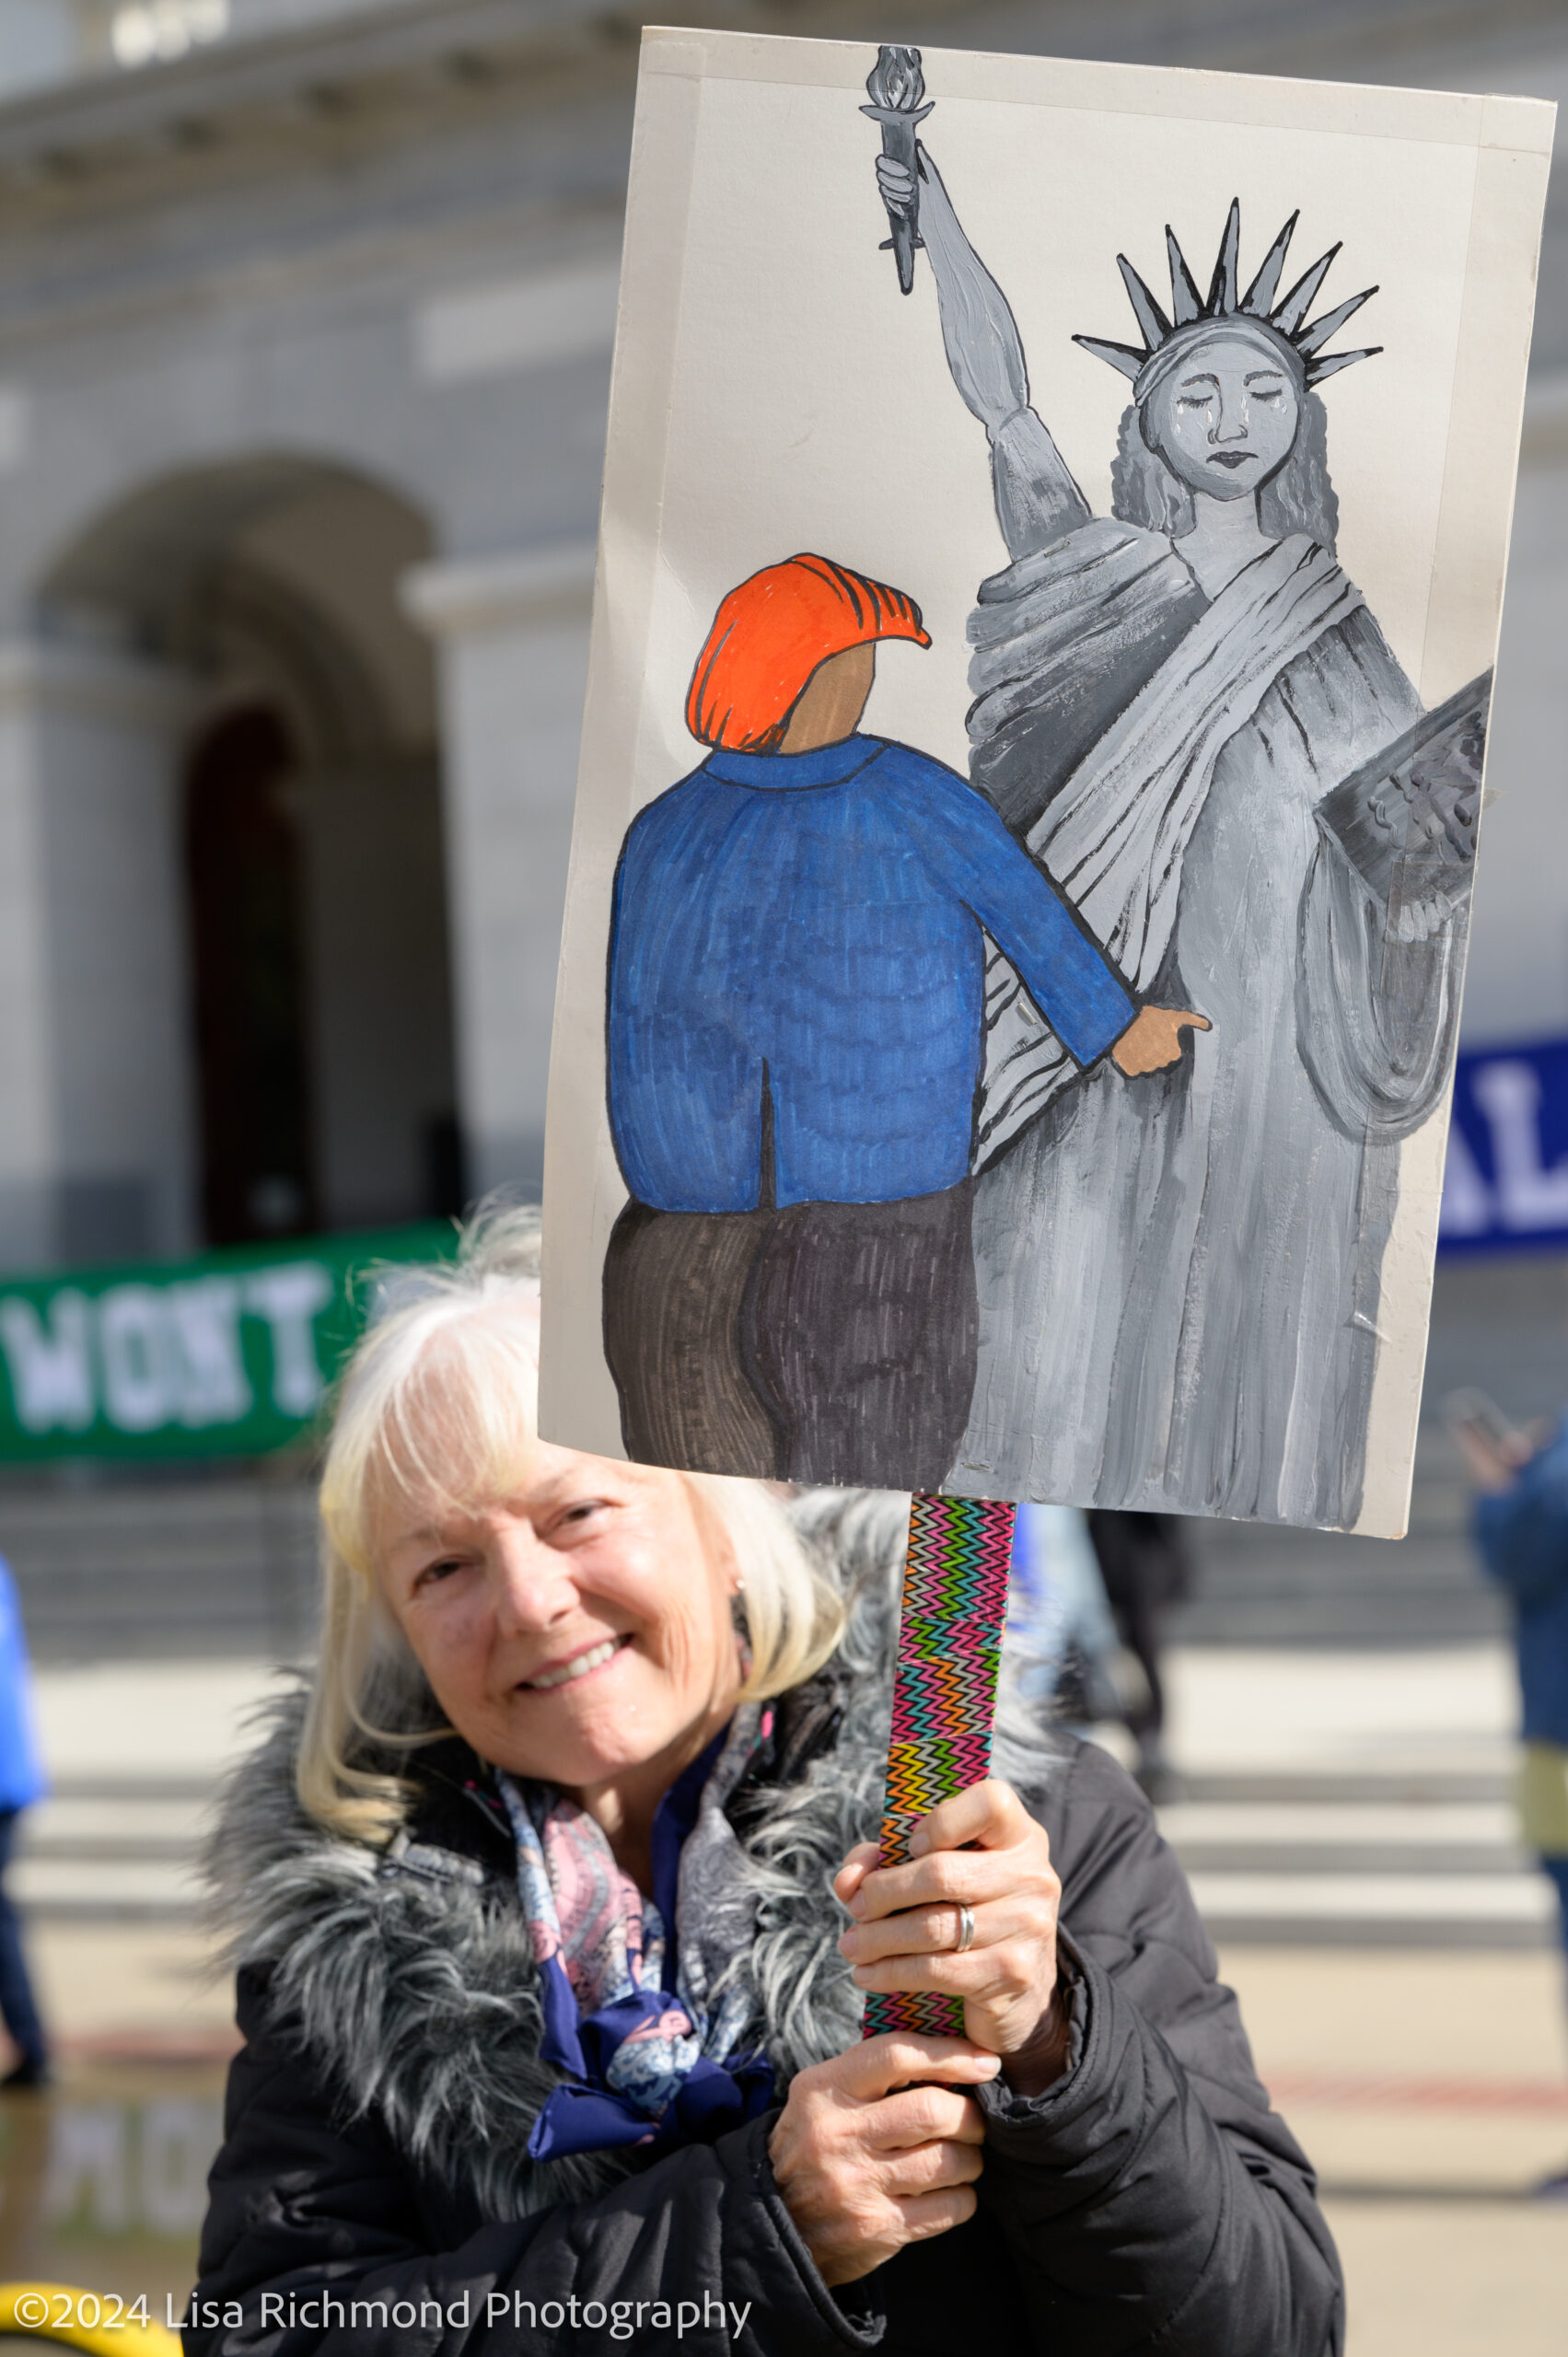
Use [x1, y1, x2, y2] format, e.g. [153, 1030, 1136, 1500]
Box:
[1441, 1036, 1568, 1253]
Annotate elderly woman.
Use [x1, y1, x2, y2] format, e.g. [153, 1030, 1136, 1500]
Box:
[192, 1209, 1341, 2353]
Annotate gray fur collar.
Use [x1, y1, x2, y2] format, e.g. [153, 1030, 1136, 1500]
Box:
[203, 1490, 1060, 2224]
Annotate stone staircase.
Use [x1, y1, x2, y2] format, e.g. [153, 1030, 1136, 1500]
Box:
[0, 1473, 313, 1923]
[0, 1468, 318, 1664]
[14, 1644, 1547, 1943]
[12, 1780, 205, 1922]
[1150, 1642, 1553, 1948]
[1173, 1248, 1568, 1648]
[10, 1659, 279, 1925]
[11, 1761, 1554, 1942]
[1149, 1285, 1560, 1946]
[1173, 1431, 1505, 1648]
[1158, 1769, 1552, 1949]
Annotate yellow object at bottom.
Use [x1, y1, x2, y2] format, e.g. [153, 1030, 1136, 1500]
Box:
[0, 2285, 181, 2354]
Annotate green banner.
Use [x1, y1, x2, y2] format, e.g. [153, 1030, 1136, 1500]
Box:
[0, 1223, 458, 1462]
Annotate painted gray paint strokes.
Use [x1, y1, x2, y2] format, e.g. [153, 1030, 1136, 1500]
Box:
[877, 104, 1482, 1528]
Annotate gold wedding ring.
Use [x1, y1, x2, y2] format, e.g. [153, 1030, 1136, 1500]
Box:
[952, 1902, 976, 1954]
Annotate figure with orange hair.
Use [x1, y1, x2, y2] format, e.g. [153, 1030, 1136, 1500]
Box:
[603, 554, 1203, 1487]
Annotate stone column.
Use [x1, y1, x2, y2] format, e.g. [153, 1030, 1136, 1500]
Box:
[0, 637, 197, 1270]
[401, 542, 594, 1201]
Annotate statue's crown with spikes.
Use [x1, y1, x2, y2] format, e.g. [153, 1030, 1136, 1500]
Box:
[1074, 199, 1380, 393]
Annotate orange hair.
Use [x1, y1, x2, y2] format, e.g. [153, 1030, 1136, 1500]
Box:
[685, 554, 931, 753]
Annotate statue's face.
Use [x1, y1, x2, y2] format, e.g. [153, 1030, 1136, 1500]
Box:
[1145, 333, 1301, 504]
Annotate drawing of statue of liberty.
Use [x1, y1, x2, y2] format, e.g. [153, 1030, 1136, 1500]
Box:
[870, 56, 1486, 1527]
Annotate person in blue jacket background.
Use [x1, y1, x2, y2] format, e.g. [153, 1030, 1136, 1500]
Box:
[603, 553, 1208, 1487]
[1459, 1403, 1568, 2194]
[0, 1556, 49, 2088]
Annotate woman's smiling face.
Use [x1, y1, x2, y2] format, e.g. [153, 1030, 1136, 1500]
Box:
[1146, 332, 1301, 503]
[372, 1440, 742, 1794]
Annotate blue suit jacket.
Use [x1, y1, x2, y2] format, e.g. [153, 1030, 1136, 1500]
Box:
[607, 734, 1134, 1212]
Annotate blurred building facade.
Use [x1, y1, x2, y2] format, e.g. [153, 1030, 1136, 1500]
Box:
[0, 0, 1561, 1268]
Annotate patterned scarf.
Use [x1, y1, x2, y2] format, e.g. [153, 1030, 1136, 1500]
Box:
[499, 1705, 776, 2162]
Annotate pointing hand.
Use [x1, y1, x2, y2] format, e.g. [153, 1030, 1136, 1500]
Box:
[1111, 1005, 1211, 1076]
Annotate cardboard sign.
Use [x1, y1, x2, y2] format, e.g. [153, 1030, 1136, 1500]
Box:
[540, 29, 1552, 1534]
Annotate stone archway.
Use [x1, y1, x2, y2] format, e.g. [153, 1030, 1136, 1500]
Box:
[184, 702, 316, 1246]
[23, 454, 459, 1262]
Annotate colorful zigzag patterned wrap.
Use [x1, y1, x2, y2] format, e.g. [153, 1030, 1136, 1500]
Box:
[863, 1492, 1016, 2040]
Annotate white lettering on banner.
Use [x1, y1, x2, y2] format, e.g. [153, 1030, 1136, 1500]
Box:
[1438, 1120, 1493, 1237]
[1469, 1059, 1568, 1230]
[0, 1292, 94, 1431]
[43, 2105, 129, 2232]
[243, 1263, 334, 1415]
[41, 2097, 222, 2236]
[0, 1260, 334, 1436]
[140, 2097, 225, 2234]
[99, 1283, 251, 1432]
[97, 1284, 174, 1433]
[165, 1278, 252, 1427]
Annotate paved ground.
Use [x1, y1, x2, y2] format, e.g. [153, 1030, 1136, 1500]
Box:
[1223, 1948, 1568, 2356]
[1156, 1643, 1551, 1945]
[0, 1644, 1558, 2349]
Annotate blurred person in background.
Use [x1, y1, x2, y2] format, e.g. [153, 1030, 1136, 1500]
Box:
[1086, 1513, 1192, 1802]
[1005, 1504, 1122, 1729]
[1455, 1399, 1568, 2195]
[0, 1555, 49, 2090]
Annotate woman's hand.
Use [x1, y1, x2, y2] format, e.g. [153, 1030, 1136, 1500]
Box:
[768, 2033, 997, 2286]
[836, 1780, 1069, 2093]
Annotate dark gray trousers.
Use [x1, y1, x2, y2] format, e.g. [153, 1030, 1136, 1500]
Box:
[603, 1186, 978, 1491]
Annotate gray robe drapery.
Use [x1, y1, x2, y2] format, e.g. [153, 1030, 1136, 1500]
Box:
[950, 510, 1465, 1530]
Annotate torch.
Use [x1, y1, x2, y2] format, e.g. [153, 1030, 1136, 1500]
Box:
[862, 45, 933, 296]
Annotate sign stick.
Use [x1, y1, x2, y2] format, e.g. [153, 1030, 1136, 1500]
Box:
[863, 1492, 1016, 2038]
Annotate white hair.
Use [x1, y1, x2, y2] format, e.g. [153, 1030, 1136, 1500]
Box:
[297, 1200, 846, 1840]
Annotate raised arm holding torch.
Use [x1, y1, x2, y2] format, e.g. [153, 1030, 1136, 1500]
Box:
[862, 45, 932, 293]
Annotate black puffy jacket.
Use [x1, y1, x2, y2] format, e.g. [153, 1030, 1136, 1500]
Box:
[190, 1503, 1340, 2357]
